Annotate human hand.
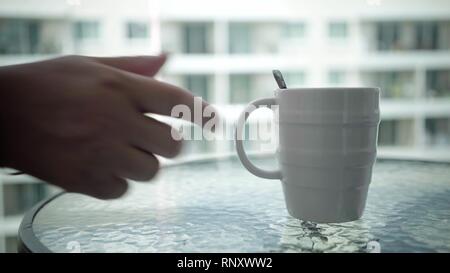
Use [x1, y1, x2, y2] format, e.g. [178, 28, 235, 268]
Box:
[0, 55, 215, 199]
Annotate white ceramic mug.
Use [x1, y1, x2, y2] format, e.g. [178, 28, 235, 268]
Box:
[235, 87, 380, 223]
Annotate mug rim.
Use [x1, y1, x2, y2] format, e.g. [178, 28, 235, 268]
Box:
[276, 87, 380, 93]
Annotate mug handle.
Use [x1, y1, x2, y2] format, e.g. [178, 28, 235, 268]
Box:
[235, 97, 282, 180]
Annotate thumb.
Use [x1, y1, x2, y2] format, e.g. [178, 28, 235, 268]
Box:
[90, 53, 168, 77]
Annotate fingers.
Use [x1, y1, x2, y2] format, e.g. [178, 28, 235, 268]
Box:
[76, 145, 160, 199]
[122, 74, 218, 129]
[64, 142, 161, 199]
[109, 145, 160, 182]
[68, 174, 129, 200]
[127, 115, 182, 158]
[89, 54, 219, 130]
[90, 176, 129, 200]
[90, 54, 167, 77]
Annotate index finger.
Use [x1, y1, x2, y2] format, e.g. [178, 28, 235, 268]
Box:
[121, 73, 218, 129]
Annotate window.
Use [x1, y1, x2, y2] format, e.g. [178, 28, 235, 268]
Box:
[375, 21, 442, 51]
[378, 120, 396, 146]
[282, 22, 306, 39]
[328, 70, 346, 85]
[425, 118, 450, 146]
[73, 21, 100, 40]
[378, 119, 414, 146]
[126, 22, 149, 39]
[328, 22, 348, 39]
[0, 19, 40, 54]
[284, 71, 306, 87]
[376, 22, 400, 51]
[415, 22, 438, 50]
[183, 23, 210, 54]
[230, 74, 252, 103]
[437, 21, 450, 50]
[364, 71, 414, 98]
[426, 70, 450, 98]
[229, 23, 251, 54]
[185, 75, 210, 101]
[3, 183, 48, 216]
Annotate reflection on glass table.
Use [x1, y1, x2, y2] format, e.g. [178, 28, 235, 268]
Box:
[19, 155, 450, 253]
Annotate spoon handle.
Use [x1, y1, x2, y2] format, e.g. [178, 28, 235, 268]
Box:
[272, 69, 287, 89]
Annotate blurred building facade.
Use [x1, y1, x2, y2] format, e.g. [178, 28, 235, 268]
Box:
[0, 0, 449, 252]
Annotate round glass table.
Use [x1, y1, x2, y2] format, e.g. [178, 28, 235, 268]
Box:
[19, 155, 450, 253]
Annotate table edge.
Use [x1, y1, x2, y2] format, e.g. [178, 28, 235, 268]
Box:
[18, 154, 450, 253]
[18, 192, 65, 253]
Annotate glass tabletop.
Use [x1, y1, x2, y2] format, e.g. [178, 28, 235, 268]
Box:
[27, 155, 450, 253]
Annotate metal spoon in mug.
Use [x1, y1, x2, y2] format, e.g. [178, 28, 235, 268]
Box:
[272, 69, 287, 89]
